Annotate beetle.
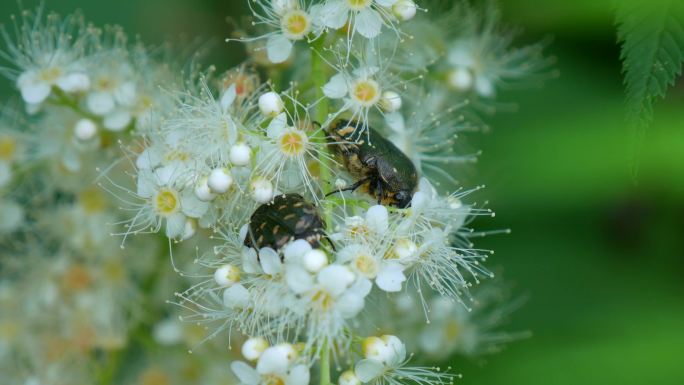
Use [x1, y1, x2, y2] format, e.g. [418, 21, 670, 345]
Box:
[244, 193, 327, 253]
[327, 119, 418, 208]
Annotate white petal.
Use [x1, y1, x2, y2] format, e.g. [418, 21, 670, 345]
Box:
[349, 276, 372, 297]
[180, 190, 209, 218]
[354, 359, 385, 382]
[286, 365, 310, 385]
[223, 284, 250, 308]
[376, 0, 398, 6]
[136, 171, 156, 198]
[365, 205, 388, 234]
[242, 247, 262, 274]
[475, 75, 495, 97]
[56, 73, 90, 92]
[318, 265, 355, 296]
[266, 113, 288, 139]
[323, 73, 348, 99]
[283, 239, 312, 262]
[0, 162, 12, 188]
[321, 1, 349, 29]
[267, 34, 294, 63]
[103, 109, 132, 131]
[285, 265, 314, 294]
[221, 84, 237, 112]
[256, 346, 290, 375]
[87, 92, 115, 115]
[384, 111, 406, 134]
[376, 264, 406, 292]
[259, 247, 282, 276]
[355, 9, 382, 39]
[20, 82, 51, 104]
[136, 147, 164, 170]
[337, 292, 365, 318]
[231, 361, 260, 385]
[165, 213, 186, 238]
[115, 81, 137, 106]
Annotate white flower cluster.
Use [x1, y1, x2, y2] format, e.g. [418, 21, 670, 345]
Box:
[0, 2, 551, 385]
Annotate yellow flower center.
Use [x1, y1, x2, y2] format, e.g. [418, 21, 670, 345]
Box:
[39, 66, 63, 83]
[154, 188, 180, 216]
[445, 320, 460, 339]
[279, 129, 308, 157]
[354, 253, 378, 277]
[282, 10, 311, 40]
[95, 76, 117, 92]
[0, 136, 17, 162]
[311, 289, 334, 310]
[263, 374, 286, 385]
[351, 78, 381, 106]
[347, 0, 373, 10]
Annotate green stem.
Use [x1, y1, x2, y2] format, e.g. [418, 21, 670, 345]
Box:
[310, 36, 334, 231]
[319, 340, 332, 385]
[311, 37, 334, 385]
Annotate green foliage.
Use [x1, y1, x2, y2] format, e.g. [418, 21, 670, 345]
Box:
[616, 0, 684, 127]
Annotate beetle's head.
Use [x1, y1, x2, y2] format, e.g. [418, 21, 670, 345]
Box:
[394, 190, 413, 208]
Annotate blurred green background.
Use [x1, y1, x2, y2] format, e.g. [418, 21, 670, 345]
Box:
[2, 0, 683, 384]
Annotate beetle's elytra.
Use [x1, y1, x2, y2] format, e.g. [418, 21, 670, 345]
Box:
[327, 119, 418, 208]
[244, 193, 327, 252]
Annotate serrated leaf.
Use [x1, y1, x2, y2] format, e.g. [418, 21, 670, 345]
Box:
[616, 0, 684, 127]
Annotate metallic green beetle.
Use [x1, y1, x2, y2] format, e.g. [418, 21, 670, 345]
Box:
[327, 119, 418, 208]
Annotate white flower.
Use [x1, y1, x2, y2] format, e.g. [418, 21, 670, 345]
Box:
[319, 0, 401, 40]
[239, 0, 318, 63]
[231, 342, 308, 385]
[355, 335, 455, 384]
[258, 91, 285, 117]
[113, 162, 210, 240]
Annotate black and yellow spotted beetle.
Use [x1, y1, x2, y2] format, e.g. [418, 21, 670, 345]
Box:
[244, 194, 328, 254]
[327, 119, 418, 208]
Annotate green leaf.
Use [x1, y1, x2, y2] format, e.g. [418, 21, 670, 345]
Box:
[616, 0, 684, 127]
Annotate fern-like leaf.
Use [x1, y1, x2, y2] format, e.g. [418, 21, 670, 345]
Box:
[616, 0, 684, 127]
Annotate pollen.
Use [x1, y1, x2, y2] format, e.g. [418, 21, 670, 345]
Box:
[0, 136, 17, 161]
[354, 253, 378, 278]
[281, 10, 311, 40]
[154, 188, 180, 216]
[347, 0, 373, 10]
[312, 289, 334, 310]
[38, 66, 63, 82]
[278, 129, 308, 157]
[79, 187, 107, 214]
[351, 78, 381, 107]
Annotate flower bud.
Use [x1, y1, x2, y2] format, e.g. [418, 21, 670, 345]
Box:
[214, 264, 240, 287]
[448, 68, 474, 91]
[339, 370, 361, 385]
[208, 168, 234, 194]
[242, 337, 269, 361]
[258, 92, 284, 117]
[181, 218, 197, 241]
[194, 176, 216, 202]
[74, 119, 98, 141]
[230, 142, 252, 166]
[303, 249, 328, 273]
[393, 0, 417, 21]
[379, 91, 402, 112]
[250, 177, 274, 203]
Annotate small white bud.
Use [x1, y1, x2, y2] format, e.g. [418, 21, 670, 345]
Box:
[242, 337, 269, 361]
[379, 91, 402, 112]
[335, 178, 347, 190]
[448, 68, 474, 91]
[258, 92, 284, 117]
[194, 176, 216, 202]
[339, 371, 361, 385]
[214, 264, 240, 287]
[74, 119, 98, 141]
[181, 219, 197, 241]
[208, 168, 234, 194]
[303, 249, 328, 273]
[362, 335, 404, 364]
[393, 0, 417, 21]
[250, 178, 274, 204]
[229, 143, 252, 166]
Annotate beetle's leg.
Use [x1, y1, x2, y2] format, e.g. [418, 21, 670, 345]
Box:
[325, 177, 369, 197]
[375, 179, 384, 205]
